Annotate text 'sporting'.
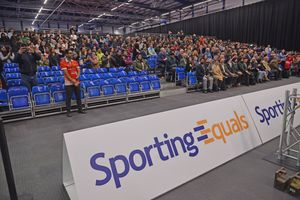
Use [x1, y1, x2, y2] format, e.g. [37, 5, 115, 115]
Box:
[90, 111, 249, 188]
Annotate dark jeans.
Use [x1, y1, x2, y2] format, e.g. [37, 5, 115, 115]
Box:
[21, 74, 37, 91]
[65, 85, 82, 112]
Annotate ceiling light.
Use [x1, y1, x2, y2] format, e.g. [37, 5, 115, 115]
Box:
[44, 0, 48, 4]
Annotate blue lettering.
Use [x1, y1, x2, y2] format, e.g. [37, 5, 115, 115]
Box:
[90, 153, 112, 186]
[109, 155, 130, 188]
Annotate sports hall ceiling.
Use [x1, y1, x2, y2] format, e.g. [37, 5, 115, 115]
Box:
[0, 0, 221, 29]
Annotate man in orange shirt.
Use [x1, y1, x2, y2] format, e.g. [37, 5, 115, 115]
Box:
[60, 50, 86, 117]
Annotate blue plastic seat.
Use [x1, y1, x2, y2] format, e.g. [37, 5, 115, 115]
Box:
[117, 71, 127, 77]
[151, 80, 161, 90]
[0, 89, 8, 107]
[82, 68, 95, 74]
[148, 75, 159, 81]
[37, 66, 51, 72]
[119, 77, 129, 83]
[140, 81, 151, 92]
[118, 67, 126, 72]
[5, 73, 21, 80]
[129, 82, 140, 93]
[103, 73, 114, 79]
[97, 68, 108, 73]
[187, 72, 197, 86]
[45, 77, 59, 85]
[109, 68, 118, 73]
[8, 86, 30, 109]
[50, 84, 66, 103]
[4, 63, 18, 68]
[128, 71, 138, 77]
[176, 67, 186, 81]
[85, 81, 101, 98]
[79, 74, 90, 81]
[115, 83, 127, 95]
[7, 79, 22, 87]
[139, 71, 148, 76]
[89, 74, 101, 80]
[4, 68, 19, 74]
[32, 85, 51, 106]
[37, 78, 45, 85]
[54, 71, 64, 77]
[102, 85, 115, 96]
[41, 71, 54, 78]
[52, 66, 61, 71]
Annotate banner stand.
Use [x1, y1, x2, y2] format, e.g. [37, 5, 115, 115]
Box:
[0, 117, 33, 200]
[62, 138, 78, 200]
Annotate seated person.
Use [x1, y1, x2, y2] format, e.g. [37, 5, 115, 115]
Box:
[238, 57, 255, 86]
[212, 57, 226, 91]
[133, 54, 149, 72]
[196, 58, 214, 93]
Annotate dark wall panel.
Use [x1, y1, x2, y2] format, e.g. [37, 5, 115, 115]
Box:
[141, 0, 300, 51]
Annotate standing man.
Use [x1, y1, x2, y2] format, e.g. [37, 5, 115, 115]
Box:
[60, 50, 86, 117]
[14, 44, 41, 91]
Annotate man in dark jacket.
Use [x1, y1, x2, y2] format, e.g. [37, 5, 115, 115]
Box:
[196, 58, 214, 93]
[14, 44, 41, 90]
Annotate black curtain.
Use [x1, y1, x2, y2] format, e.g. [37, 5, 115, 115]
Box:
[141, 0, 300, 51]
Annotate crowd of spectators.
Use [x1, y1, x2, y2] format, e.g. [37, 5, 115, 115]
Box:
[0, 27, 300, 93]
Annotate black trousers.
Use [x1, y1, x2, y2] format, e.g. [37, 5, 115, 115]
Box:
[65, 85, 82, 112]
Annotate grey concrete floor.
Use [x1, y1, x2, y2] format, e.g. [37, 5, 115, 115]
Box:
[1, 77, 300, 200]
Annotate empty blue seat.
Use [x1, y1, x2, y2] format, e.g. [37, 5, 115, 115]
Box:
[82, 68, 95, 74]
[139, 71, 148, 76]
[0, 89, 8, 107]
[4, 68, 20, 74]
[148, 75, 159, 81]
[140, 81, 151, 92]
[118, 71, 127, 77]
[115, 83, 127, 95]
[37, 78, 45, 85]
[37, 66, 51, 72]
[128, 71, 138, 77]
[4, 63, 18, 68]
[151, 80, 161, 90]
[79, 74, 90, 81]
[7, 79, 22, 87]
[32, 85, 51, 106]
[84, 82, 101, 98]
[8, 86, 30, 109]
[50, 84, 66, 103]
[176, 67, 186, 81]
[129, 82, 140, 93]
[54, 71, 64, 77]
[45, 77, 59, 85]
[97, 68, 108, 73]
[109, 68, 118, 73]
[5, 73, 21, 80]
[187, 72, 197, 86]
[89, 74, 101, 80]
[102, 85, 115, 96]
[40, 71, 54, 77]
[107, 78, 119, 85]
[118, 67, 126, 71]
[119, 77, 130, 83]
[52, 66, 61, 71]
[102, 73, 114, 79]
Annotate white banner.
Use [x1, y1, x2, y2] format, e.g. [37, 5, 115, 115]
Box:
[242, 83, 300, 143]
[63, 95, 262, 200]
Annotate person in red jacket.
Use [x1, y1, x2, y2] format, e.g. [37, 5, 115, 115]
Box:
[60, 50, 86, 117]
